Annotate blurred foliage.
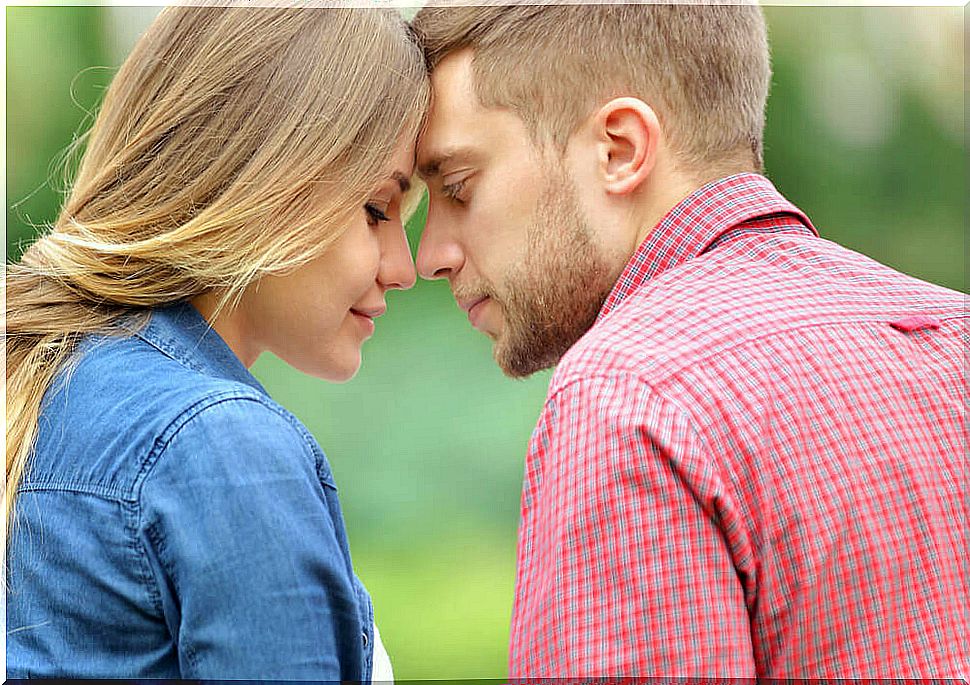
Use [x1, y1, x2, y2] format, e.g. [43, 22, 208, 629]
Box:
[5, 5, 965, 678]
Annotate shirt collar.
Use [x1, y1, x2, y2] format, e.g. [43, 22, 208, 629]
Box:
[598, 173, 817, 321]
[135, 300, 267, 394]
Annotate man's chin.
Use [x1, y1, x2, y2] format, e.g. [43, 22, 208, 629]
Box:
[493, 333, 561, 379]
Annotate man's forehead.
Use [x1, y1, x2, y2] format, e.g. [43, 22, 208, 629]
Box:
[417, 49, 537, 179]
[417, 57, 486, 178]
[429, 48, 479, 106]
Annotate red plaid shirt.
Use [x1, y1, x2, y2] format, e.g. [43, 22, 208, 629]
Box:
[508, 174, 968, 677]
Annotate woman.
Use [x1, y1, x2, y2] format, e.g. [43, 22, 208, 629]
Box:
[5, 6, 427, 679]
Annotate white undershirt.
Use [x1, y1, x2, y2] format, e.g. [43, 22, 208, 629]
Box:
[371, 623, 394, 682]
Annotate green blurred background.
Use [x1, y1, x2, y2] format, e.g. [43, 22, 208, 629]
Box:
[6, 5, 965, 678]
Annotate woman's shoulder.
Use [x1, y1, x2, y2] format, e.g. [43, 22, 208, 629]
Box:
[137, 388, 335, 508]
[29, 328, 328, 498]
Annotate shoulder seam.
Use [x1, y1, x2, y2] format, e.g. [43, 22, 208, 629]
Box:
[544, 371, 702, 434]
[131, 391, 319, 498]
[561, 314, 965, 394]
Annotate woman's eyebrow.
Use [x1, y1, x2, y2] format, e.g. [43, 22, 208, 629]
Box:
[391, 171, 411, 194]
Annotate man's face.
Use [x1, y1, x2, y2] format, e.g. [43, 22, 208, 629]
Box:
[416, 50, 618, 378]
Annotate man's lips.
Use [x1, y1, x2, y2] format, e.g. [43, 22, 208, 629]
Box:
[458, 296, 490, 330]
[457, 296, 488, 313]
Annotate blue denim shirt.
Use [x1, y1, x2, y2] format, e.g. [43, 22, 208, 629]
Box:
[6, 302, 375, 680]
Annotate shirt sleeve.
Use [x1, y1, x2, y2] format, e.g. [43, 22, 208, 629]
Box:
[509, 374, 756, 677]
[137, 395, 364, 679]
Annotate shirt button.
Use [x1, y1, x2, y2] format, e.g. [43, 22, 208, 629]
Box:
[362, 632, 369, 647]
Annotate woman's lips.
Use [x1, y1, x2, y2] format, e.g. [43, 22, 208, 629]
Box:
[350, 309, 379, 336]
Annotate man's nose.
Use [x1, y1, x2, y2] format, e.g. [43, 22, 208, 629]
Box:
[416, 205, 464, 281]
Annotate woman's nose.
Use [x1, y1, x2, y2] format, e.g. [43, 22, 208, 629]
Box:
[379, 225, 417, 291]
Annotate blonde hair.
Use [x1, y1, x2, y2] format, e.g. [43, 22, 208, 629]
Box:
[4, 6, 429, 535]
[412, 2, 769, 176]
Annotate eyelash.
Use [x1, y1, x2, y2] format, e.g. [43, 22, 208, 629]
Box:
[365, 203, 390, 225]
[442, 179, 467, 204]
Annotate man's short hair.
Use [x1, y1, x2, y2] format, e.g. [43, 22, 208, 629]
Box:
[412, 3, 771, 177]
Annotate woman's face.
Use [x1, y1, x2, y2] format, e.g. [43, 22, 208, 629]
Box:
[212, 140, 418, 382]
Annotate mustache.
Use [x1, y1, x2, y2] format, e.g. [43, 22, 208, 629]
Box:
[452, 282, 499, 303]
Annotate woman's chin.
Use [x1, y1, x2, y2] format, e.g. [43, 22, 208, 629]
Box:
[279, 343, 364, 383]
[314, 355, 363, 384]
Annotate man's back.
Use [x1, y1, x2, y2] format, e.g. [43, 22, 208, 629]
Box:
[511, 174, 968, 676]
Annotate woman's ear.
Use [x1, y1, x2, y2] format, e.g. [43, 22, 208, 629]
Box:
[592, 97, 660, 196]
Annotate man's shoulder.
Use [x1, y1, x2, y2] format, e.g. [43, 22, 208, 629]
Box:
[553, 232, 965, 394]
[548, 291, 712, 399]
[552, 247, 777, 390]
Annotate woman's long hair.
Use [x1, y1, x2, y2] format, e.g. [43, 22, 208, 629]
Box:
[4, 6, 429, 535]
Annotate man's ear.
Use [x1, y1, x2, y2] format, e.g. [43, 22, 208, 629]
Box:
[592, 97, 660, 196]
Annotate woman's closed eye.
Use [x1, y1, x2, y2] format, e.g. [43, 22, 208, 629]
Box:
[365, 203, 390, 226]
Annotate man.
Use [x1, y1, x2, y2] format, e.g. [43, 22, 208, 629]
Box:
[411, 3, 968, 678]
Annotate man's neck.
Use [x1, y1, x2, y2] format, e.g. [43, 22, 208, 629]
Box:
[632, 168, 703, 248]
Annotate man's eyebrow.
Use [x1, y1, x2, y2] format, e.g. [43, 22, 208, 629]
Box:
[417, 146, 476, 180]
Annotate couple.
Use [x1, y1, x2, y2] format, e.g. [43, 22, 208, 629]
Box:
[5, 4, 967, 680]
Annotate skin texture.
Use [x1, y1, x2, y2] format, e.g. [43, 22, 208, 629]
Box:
[484, 163, 616, 378]
[194, 140, 417, 382]
[416, 49, 694, 377]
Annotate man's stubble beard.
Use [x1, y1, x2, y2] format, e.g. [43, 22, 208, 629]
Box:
[493, 167, 619, 379]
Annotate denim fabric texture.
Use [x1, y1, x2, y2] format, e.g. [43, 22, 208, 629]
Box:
[6, 301, 374, 681]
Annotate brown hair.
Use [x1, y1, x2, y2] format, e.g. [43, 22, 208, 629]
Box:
[4, 7, 429, 535]
[412, 2, 770, 177]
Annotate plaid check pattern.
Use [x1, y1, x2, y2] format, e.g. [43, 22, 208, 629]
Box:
[508, 174, 969, 677]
